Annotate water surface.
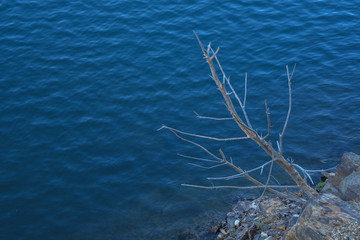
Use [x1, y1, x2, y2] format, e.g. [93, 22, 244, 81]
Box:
[0, 1, 359, 239]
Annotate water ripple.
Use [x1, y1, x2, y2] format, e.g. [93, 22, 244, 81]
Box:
[0, 1, 359, 239]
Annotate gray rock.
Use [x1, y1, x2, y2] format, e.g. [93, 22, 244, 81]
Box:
[285, 193, 360, 239]
[339, 170, 360, 201]
[323, 152, 360, 200]
[264, 237, 275, 240]
[289, 216, 299, 225]
[253, 233, 262, 240]
[226, 212, 237, 228]
[285, 152, 360, 240]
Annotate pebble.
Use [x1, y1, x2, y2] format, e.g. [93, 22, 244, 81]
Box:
[234, 219, 240, 227]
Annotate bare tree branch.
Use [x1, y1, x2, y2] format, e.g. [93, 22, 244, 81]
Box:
[244, 72, 248, 108]
[220, 153, 285, 196]
[181, 184, 300, 190]
[210, 47, 253, 129]
[161, 125, 249, 141]
[188, 162, 226, 169]
[194, 111, 233, 121]
[262, 99, 271, 140]
[166, 127, 222, 161]
[302, 166, 338, 173]
[209, 47, 220, 60]
[260, 150, 276, 199]
[279, 64, 296, 154]
[162, 31, 320, 199]
[207, 159, 275, 180]
[199, 33, 318, 197]
[177, 153, 220, 163]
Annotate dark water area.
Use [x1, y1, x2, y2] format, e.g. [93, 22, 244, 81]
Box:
[0, 1, 359, 239]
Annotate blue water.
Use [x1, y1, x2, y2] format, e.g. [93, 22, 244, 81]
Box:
[0, 1, 359, 239]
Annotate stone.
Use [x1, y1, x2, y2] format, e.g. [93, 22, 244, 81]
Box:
[289, 203, 297, 208]
[285, 191, 360, 239]
[215, 152, 360, 240]
[216, 232, 223, 239]
[211, 225, 220, 233]
[276, 224, 287, 231]
[253, 234, 262, 240]
[234, 219, 240, 227]
[285, 153, 360, 240]
[264, 237, 275, 240]
[289, 216, 298, 225]
[261, 197, 283, 219]
[338, 170, 360, 201]
[323, 152, 360, 200]
[226, 212, 236, 228]
[337, 152, 360, 176]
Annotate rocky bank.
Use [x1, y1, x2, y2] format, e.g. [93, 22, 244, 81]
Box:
[212, 152, 360, 240]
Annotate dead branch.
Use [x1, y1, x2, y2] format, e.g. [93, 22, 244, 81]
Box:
[192, 31, 318, 198]
[194, 111, 233, 121]
[162, 31, 320, 199]
[218, 149, 287, 197]
[279, 64, 296, 154]
[181, 184, 300, 190]
[260, 150, 275, 199]
[210, 47, 252, 129]
[165, 125, 285, 195]
[207, 159, 275, 180]
[160, 125, 249, 141]
[177, 153, 220, 163]
[188, 162, 226, 169]
[262, 99, 271, 140]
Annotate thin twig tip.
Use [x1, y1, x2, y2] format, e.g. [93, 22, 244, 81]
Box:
[157, 125, 166, 131]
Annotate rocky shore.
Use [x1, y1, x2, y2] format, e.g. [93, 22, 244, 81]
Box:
[208, 152, 360, 240]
